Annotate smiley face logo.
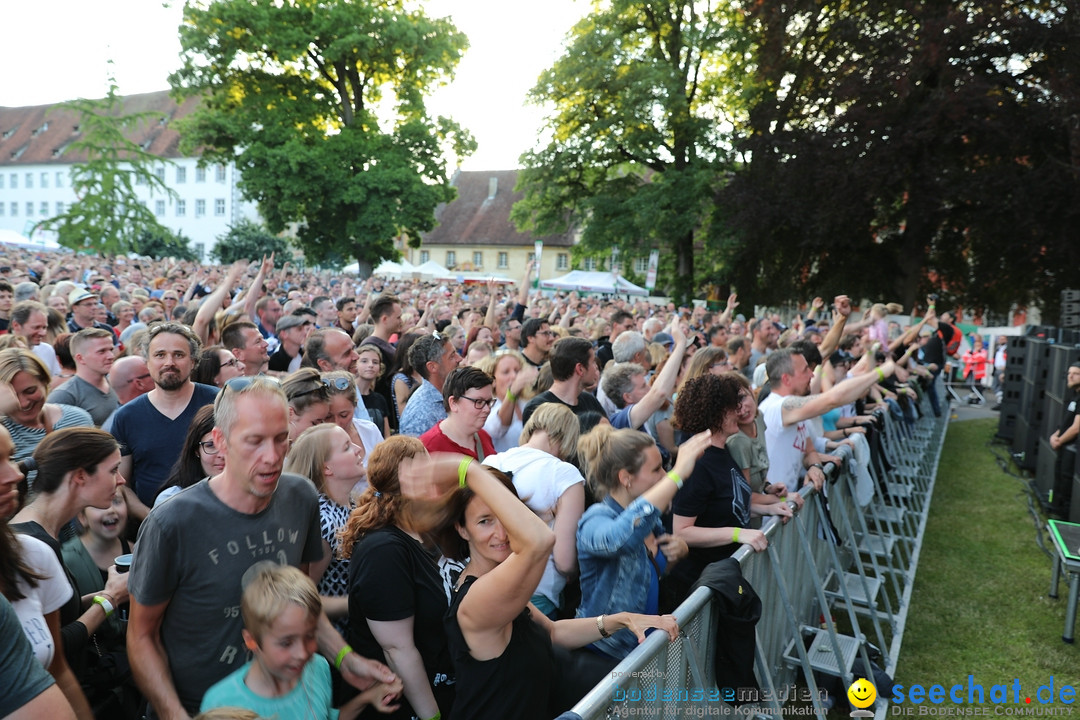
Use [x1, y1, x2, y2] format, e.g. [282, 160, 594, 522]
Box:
[847, 678, 877, 709]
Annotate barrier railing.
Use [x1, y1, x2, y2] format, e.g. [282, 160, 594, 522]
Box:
[568, 390, 950, 719]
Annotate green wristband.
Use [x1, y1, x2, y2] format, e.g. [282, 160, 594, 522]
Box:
[667, 471, 682, 489]
[732, 527, 741, 544]
[458, 457, 473, 488]
[876, 367, 885, 382]
[335, 644, 352, 670]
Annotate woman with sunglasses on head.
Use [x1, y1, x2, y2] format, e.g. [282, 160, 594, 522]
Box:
[322, 370, 384, 467]
[281, 368, 331, 442]
[419, 367, 496, 460]
[153, 405, 221, 507]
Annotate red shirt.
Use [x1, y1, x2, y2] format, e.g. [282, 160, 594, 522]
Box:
[420, 422, 496, 460]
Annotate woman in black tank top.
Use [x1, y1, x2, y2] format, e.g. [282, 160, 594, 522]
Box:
[400, 455, 679, 720]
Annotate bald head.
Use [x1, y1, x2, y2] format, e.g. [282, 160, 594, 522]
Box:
[109, 355, 153, 404]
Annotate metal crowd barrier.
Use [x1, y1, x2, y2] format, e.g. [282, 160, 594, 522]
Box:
[569, 386, 950, 720]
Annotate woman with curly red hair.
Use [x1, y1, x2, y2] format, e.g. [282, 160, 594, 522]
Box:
[337, 436, 453, 720]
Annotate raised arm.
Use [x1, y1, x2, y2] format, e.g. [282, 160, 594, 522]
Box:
[817, 295, 851, 359]
[192, 261, 247, 344]
[628, 324, 687, 429]
[781, 359, 896, 427]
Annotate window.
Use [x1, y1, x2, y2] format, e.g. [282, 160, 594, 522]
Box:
[527, 252, 536, 263]
[0, 204, 4, 217]
[497, 252, 508, 269]
[420, 250, 430, 263]
[10, 203, 17, 216]
[473, 251, 483, 268]
[136, 173, 146, 185]
[446, 251, 456, 267]
[56, 171, 63, 188]
[55, 201, 64, 214]
[195, 199, 206, 217]
[194, 242, 205, 260]
[176, 199, 186, 217]
[584, 257, 598, 271]
[557, 253, 569, 270]
[195, 166, 206, 183]
[0, 175, 4, 189]
[9, 174, 15, 189]
[25, 173, 32, 189]
[215, 198, 226, 216]
[154, 166, 165, 182]
[39, 202, 48, 216]
[176, 166, 186, 183]
[40, 172, 48, 188]
[633, 257, 648, 273]
[25, 202, 33, 217]
[215, 164, 226, 182]
[155, 200, 166, 216]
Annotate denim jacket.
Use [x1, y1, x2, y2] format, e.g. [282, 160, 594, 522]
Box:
[575, 494, 663, 659]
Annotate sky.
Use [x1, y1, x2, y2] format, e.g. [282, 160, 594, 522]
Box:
[0, 0, 589, 170]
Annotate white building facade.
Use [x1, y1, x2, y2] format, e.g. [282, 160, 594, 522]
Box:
[0, 91, 260, 259]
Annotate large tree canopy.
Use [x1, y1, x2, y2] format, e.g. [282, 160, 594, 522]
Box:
[513, 0, 739, 304]
[170, 0, 475, 275]
[715, 0, 1080, 316]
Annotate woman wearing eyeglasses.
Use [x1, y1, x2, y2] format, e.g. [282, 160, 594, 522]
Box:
[419, 367, 496, 460]
[153, 405, 221, 507]
[192, 346, 245, 388]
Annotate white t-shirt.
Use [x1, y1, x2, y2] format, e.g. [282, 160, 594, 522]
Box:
[485, 446, 584, 606]
[759, 392, 812, 488]
[12, 533, 74, 668]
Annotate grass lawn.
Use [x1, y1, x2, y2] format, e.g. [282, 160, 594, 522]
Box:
[895, 418, 1080, 707]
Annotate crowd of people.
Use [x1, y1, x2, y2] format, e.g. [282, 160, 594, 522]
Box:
[0, 247, 961, 720]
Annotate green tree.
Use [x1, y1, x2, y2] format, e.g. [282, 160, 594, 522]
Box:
[35, 81, 175, 254]
[170, 0, 475, 277]
[132, 225, 199, 262]
[211, 220, 293, 266]
[715, 0, 1080, 315]
[513, 0, 740, 304]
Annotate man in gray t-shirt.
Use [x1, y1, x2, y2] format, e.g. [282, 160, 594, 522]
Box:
[48, 327, 119, 426]
[127, 377, 395, 718]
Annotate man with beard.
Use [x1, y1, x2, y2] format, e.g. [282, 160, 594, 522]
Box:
[111, 322, 220, 520]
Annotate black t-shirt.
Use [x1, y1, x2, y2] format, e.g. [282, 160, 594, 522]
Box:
[922, 323, 956, 367]
[1061, 389, 1080, 436]
[360, 391, 390, 435]
[267, 345, 298, 372]
[521, 390, 606, 425]
[347, 526, 453, 720]
[445, 575, 555, 720]
[670, 445, 753, 583]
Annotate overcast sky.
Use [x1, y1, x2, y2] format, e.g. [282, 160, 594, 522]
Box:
[0, 0, 589, 170]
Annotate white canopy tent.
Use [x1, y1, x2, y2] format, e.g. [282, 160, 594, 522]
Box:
[0, 229, 62, 252]
[540, 270, 648, 296]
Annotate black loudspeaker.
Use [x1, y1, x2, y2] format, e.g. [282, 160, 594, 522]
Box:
[1062, 290, 1080, 329]
[1035, 437, 1056, 501]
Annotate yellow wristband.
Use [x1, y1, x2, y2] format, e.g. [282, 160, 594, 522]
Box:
[732, 527, 740, 544]
[458, 457, 473, 488]
[426, 714, 442, 720]
[334, 644, 352, 670]
[667, 471, 682, 489]
[876, 367, 885, 382]
[505, 389, 516, 403]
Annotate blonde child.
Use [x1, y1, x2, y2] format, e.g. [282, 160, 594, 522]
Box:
[200, 564, 401, 719]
